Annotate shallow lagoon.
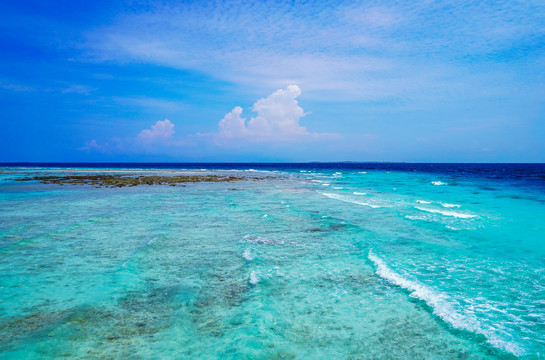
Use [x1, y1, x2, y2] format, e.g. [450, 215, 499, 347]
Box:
[1, 165, 544, 359]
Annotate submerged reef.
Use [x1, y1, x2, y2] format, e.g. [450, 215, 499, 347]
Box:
[14, 174, 266, 188]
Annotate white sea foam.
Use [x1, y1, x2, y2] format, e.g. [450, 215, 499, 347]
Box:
[368, 250, 523, 356]
[322, 183, 330, 186]
[243, 248, 255, 261]
[353, 192, 367, 195]
[333, 187, 343, 190]
[147, 238, 156, 245]
[441, 203, 461, 208]
[405, 215, 427, 221]
[416, 200, 431, 204]
[322, 192, 380, 208]
[432, 181, 448, 186]
[415, 206, 477, 219]
[243, 234, 284, 245]
[359, 172, 367, 174]
[249, 271, 259, 285]
[262, 214, 269, 218]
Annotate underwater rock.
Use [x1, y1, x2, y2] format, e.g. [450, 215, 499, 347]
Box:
[0, 309, 71, 349]
[307, 222, 350, 233]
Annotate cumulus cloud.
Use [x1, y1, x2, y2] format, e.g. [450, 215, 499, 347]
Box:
[80, 118, 197, 155]
[218, 106, 249, 138]
[218, 85, 329, 142]
[80, 87, 335, 154]
[137, 119, 175, 143]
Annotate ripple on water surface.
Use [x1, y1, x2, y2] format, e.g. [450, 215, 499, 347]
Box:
[1, 165, 544, 359]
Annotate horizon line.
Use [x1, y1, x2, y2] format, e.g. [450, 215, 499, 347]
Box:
[2, 162, 545, 165]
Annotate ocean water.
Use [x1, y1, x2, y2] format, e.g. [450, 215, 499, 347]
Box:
[0, 163, 544, 359]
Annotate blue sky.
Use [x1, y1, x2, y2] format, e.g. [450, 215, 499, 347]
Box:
[1, 0, 544, 162]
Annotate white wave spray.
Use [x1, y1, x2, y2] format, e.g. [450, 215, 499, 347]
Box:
[368, 250, 523, 356]
[415, 206, 476, 219]
[322, 192, 381, 208]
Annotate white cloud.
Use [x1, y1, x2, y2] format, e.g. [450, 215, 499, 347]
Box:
[85, 1, 545, 102]
[217, 85, 332, 142]
[79, 119, 194, 155]
[81, 86, 335, 155]
[137, 119, 175, 142]
[218, 106, 249, 138]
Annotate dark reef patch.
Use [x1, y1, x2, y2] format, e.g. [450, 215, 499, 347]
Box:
[14, 174, 270, 188]
[0, 309, 72, 349]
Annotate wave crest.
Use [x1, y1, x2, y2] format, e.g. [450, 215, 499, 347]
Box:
[415, 206, 476, 219]
[322, 192, 381, 208]
[368, 250, 523, 356]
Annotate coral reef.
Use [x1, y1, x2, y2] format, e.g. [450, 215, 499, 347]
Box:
[14, 174, 266, 188]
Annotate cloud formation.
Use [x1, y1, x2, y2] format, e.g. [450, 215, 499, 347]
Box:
[81, 85, 334, 155]
[218, 85, 329, 142]
[86, 1, 545, 101]
[80, 118, 194, 155]
[137, 119, 175, 143]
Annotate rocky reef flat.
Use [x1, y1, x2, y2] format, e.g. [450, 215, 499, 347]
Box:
[14, 174, 266, 188]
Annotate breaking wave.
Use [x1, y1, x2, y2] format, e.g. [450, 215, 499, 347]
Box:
[322, 192, 381, 208]
[368, 250, 523, 357]
[414, 206, 476, 219]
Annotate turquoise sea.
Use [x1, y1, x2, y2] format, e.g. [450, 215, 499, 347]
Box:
[1, 163, 544, 359]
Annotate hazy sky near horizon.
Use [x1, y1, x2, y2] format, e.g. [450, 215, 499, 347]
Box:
[1, 0, 544, 162]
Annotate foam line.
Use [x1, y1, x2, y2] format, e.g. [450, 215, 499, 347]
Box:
[322, 192, 380, 208]
[415, 206, 476, 218]
[368, 250, 522, 356]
